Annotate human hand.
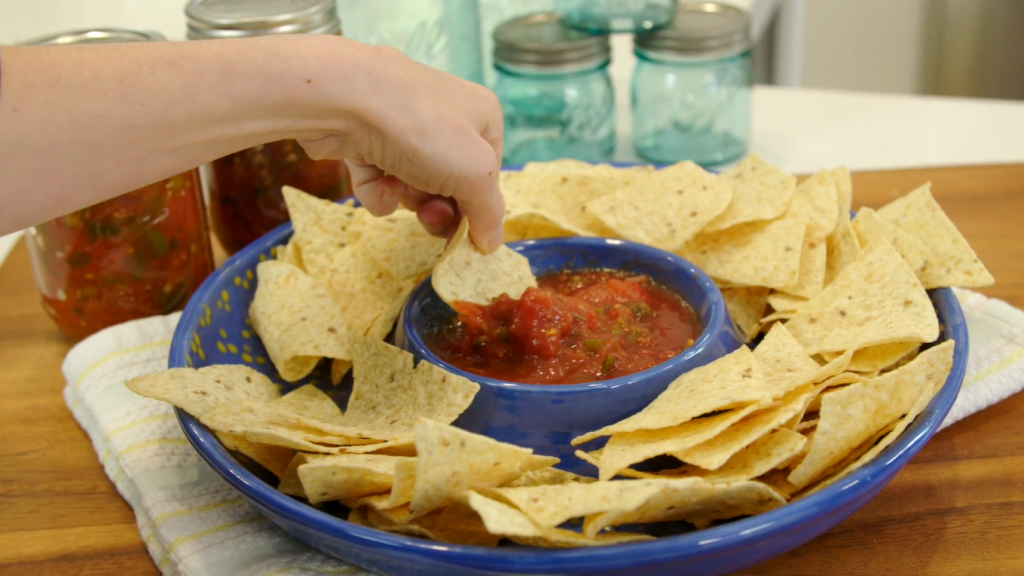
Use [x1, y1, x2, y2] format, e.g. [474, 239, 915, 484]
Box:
[297, 44, 505, 253]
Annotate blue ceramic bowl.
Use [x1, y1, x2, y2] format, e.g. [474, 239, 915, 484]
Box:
[394, 236, 744, 472]
[170, 211, 968, 576]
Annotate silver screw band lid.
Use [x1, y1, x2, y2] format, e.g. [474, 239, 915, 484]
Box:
[186, 0, 341, 39]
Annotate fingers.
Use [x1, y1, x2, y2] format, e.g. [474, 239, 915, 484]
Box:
[415, 197, 457, 238]
[345, 158, 405, 217]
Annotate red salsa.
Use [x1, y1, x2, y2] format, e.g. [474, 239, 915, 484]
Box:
[207, 140, 350, 254]
[429, 270, 701, 384]
[26, 170, 214, 341]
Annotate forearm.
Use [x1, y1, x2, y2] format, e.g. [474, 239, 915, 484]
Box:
[0, 34, 364, 234]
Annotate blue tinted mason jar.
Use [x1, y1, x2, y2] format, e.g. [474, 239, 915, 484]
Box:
[492, 13, 616, 165]
[632, 2, 752, 167]
[555, 0, 674, 33]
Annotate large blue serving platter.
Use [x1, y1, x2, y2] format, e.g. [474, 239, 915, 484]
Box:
[169, 174, 967, 576]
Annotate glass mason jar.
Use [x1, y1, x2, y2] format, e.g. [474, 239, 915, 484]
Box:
[186, 0, 352, 254]
[555, 0, 674, 33]
[22, 28, 214, 341]
[336, 0, 484, 84]
[631, 2, 752, 167]
[493, 13, 616, 165]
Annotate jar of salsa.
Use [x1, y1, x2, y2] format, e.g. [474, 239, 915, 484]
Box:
[22, 28, 215, 341]
[186, 0, 352, 254]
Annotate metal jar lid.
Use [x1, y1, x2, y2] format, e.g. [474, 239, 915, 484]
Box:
[635, 2, 751, 57]
[186, 0, 341, 39]
[494, 12, 610, 70]
[23, 28, 166, 45]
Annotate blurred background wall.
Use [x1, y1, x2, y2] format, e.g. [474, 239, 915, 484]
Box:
[1, 0, 1021, 100]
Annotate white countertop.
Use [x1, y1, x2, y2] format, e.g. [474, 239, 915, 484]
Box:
[4, 84, 1024, 272]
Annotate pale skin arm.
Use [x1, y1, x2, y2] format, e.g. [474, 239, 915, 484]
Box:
[0, 35, 505, 251]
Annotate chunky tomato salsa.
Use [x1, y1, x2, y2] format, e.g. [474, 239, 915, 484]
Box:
[428, 270, 701, 385]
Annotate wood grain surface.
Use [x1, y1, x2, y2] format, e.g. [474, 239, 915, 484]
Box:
[1, 164, 1022, 576]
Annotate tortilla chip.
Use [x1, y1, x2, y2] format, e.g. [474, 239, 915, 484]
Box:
[572, 347, 774, 445]
[521, 160, 654, 181]
[431, 217, 536, 306]
[824, 216, 861, 287]
[585, 161, 733, 251]
[758, 468, 800, 498]
[216, 431, 295, 478]
[201, 401, 375, 452]
[347, 505, 372, 527]
[410, 419, 534, 517]
[852, 208, 928, 271]
[277, 238, 305, 271]
[323, 242, 418, 338]
[787, 170, 838, 237]
[298, 453, 410, 504]
[875, 184, 993, 288]
[674, 384, 814, 470]
[793, 368, 864, 424]
[677, 216, 806, 290]
[249, 260, 352, 381]
[125, 364, 280, 419]
[776, 232, 827, 299]
[594, 403, 765, 480]
[360, 211, 446, 280]
[520, 159, 596, 174]
[675, 428, 808, 483]
[273, 384, 345, 424]
[386, 458, 418, 508]
[505, 467, 594, 488]
[823, 341, 921, 374]
[277, 453, 310, 497]
[464, 491, 653, 547]
[829, 167, 853, 222]
[367, 502, 504, 547]
[504, 212, 578, 242]
[766, 292, 808, 314]
[503, 171, 627, 237]
[583, 478, 786, 535]
[344, 337, 479, 436]
[338, 438, 416, 456]
[705, 153, 796, 232]
[282, 187, 363, 280]
[784, 241, 939, 355]
[482, 480, 665, 528]
[722, 286, 770, 342]
[801, 363, 943, 497]
[366, 280, 417, 342]
[330, 358, 352, 386]
[750, 323, 820, 397]
[787, 341, 954, 488]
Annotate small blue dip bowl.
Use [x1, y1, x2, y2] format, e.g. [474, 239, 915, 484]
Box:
[395, 236, 745, 472]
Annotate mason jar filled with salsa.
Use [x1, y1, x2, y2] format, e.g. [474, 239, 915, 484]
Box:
[186, 0, 351, 254]
[23, 28, 215, 341]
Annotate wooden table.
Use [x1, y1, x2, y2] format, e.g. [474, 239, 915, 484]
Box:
[1, 164, 1022, 575]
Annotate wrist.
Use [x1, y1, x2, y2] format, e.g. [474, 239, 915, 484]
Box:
[248, 34, 371, 143]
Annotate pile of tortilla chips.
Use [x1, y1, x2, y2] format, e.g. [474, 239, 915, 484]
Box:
[506, 156, 989, 498]
[127, 155, 992, 547]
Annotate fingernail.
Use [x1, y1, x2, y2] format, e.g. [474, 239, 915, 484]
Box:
[486, 229, 505, 253]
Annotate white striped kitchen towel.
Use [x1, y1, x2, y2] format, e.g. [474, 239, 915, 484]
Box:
[63, 289, 1024, 575]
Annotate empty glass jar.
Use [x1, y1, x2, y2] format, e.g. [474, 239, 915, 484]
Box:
[336, 0, 485, 84]
[493, 13, 615, 166]
[632, 2, 752, 167]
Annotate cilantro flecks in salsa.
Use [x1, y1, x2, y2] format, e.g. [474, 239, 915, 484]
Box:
[26, 170, 214, 341]
[429, 270, 701, 384]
